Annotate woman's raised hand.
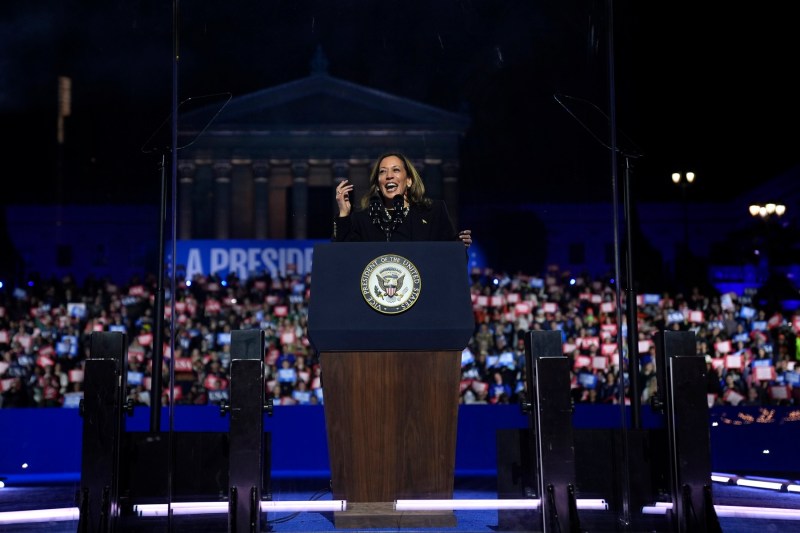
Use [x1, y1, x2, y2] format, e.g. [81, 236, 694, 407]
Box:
[335, 180, 354, 217]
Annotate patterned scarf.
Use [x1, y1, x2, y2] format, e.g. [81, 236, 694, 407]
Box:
[369, 197, 409, 241]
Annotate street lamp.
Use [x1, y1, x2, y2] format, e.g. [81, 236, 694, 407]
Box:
[748, 203, 786, 219]
[671, 172, 696, 252]
[748, 202, 787, 264]
[748, 203, 790, 311]
[671, 172, 696, 187]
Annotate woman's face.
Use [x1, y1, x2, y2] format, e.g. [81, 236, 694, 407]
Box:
[377, 155, 412, 205]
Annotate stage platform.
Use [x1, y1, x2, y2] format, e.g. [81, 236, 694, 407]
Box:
[3, 405, 799, 531]
[2, 476, 800, 532]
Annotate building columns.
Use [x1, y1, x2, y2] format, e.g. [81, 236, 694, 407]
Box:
[253, 160, 270, 239]
[213, 162, 232, 239]
[291, 161, 309, 239]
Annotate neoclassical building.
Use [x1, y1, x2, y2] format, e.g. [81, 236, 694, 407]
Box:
[176, 50, 470, 241]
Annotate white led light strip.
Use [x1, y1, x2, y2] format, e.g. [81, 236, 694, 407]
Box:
[133, 500, 346, 516]
[0, 500, 345, 523]
[641, 502, 800, 520]
[0, 507, 80, 524]
[735, 479, 784, 490]
[395, 498, 608, 511]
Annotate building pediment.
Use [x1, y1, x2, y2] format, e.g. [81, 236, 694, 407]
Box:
[181, 73, 469, 135]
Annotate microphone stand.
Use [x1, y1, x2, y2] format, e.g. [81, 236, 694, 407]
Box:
[150, 152, 169, 433]
[552, 1, 644, 528]
[141, 91, 231, 432]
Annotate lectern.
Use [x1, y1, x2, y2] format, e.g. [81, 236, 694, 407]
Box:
[308, 242, 474, 529]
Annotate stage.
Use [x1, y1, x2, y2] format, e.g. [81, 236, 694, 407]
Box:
[2, 404, 799, 531]
[2, 477, 800, 532]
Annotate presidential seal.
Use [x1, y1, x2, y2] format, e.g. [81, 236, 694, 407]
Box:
[361, 254, 422, 314]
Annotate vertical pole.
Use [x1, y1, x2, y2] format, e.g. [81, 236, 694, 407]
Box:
[604, 0, 633, 528]
[150, 154, 167, 433]
[623, 157, 641, 428]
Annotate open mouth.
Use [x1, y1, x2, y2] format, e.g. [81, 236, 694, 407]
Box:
[384, 183, 398, 193]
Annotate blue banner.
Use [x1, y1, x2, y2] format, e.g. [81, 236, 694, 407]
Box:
[171, 239, 327, 281]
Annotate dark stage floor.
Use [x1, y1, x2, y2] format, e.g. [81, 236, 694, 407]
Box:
[2, 477, 800, 532]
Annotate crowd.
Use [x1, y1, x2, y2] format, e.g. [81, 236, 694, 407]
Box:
[1, 264, 798, 409]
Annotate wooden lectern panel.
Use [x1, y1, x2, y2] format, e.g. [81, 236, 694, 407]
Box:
[321, 350, 461, 503]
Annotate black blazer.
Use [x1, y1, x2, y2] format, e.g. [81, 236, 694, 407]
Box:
[333, 200, 458, 242]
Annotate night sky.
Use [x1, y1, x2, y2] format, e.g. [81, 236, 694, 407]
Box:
[2, 1, 799, 208]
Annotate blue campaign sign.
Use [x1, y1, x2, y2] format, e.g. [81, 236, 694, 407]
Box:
[171, 239, 327, 281]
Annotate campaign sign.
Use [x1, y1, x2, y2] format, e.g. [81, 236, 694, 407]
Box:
[740, 306, 757, 319]
[578, 372, 598, 389]
[769, 385, 789, 400]
[292, 390, 312, 404]
[208, 390, 228, 403]
[714, 340, 732, 354]
[725, 354, 743, 369]
[278, 368, 297, 383]
[754, 365, 776, 381]
[63, 392, 83, 408]
[67, 302, 87, 319]
[723, 389, 744, 406]
[498, 351, 515, 369]
[643, 294, 661, 305]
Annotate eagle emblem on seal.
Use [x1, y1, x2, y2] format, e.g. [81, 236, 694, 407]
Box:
[375, 271, 405, 299]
